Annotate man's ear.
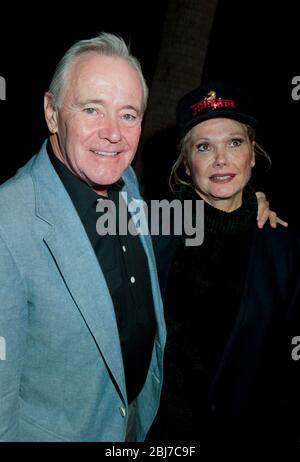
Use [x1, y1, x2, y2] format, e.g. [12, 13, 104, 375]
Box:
[44, 92, 58, 133]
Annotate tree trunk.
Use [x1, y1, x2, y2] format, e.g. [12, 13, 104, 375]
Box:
[136, 0, 218, 197]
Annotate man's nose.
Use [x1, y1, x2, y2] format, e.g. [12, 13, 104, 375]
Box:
[98, 116, 122, 143]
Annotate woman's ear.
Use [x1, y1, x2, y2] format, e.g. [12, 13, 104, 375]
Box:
[251, 141, 256, 168]
[44, 92, 58, 134]
[184, 159, 191, 176]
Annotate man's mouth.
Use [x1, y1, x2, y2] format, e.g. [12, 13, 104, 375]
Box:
[92, 150, 118, 157]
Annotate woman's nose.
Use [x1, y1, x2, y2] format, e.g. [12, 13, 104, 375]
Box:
[213, 147, 228, 167]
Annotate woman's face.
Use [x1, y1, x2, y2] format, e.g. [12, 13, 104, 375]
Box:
[185, 118, 255, 212]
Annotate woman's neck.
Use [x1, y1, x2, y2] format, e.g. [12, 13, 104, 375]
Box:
[193, 188, 243, 212]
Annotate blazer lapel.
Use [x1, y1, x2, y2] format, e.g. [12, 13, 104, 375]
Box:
[31, 142, 127, 400]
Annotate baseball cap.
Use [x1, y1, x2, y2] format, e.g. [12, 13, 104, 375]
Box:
[176, 82, 258, 139]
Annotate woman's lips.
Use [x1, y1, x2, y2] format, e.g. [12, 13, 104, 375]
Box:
[209, 173, 236, 183]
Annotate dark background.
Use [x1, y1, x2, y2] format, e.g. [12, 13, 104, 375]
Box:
[203, 0, 300, 231]
[0, 1, 168, 182]
[0, 0, 299, 229]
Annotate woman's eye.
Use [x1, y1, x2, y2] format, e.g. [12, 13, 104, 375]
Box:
[230, 138, 242, 147]
[196, 143, 209, 152]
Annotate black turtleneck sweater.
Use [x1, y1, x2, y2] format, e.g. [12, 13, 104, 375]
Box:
[163, 185, 258, 440]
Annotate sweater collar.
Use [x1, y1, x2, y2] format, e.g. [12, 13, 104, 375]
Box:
[178, 184, 258, 235]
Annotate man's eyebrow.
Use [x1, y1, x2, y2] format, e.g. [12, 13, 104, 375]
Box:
[76, 99, 142, 115]
[121, 105, 142, 114]
[76, 98, 104, 106]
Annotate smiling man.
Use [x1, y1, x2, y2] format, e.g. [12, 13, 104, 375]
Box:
[44, 50, 144, 195]
[0, 33, 165, 442]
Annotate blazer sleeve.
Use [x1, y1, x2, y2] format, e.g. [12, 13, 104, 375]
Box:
[0, 233, 28, 441]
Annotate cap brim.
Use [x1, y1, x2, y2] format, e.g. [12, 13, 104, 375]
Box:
[180, 110, 257, 138]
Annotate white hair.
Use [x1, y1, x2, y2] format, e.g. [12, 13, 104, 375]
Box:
[48, 32, 148, 113]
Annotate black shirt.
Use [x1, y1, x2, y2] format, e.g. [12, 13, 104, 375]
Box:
[47, 142, 156, 403]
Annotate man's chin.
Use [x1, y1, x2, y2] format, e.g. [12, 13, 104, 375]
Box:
[91, 177, 122, 195]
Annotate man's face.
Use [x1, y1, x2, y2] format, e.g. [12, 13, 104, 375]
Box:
[44, 53, 144, 195]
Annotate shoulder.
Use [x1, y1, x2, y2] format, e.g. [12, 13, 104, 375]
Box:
[255, 224, 300, 249]
[0, 142, 46, 203]
[252, 225, 300, 273]
[0, 155, 38, 237]
[0, 157, 36, 206]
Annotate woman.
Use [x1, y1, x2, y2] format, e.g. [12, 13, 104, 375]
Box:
[153, 82, 300, 444]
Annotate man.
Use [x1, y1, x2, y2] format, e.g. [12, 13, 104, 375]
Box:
[0, 33, 165, 442]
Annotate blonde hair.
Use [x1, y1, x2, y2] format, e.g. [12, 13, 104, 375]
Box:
[169, 122, 271, 193]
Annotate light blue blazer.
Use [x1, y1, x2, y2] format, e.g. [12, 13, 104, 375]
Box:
[0, 141, 166, 441]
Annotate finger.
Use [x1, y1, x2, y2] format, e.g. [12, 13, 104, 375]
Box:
[257, 209, 270, 228]
[276, 218, 289, 227]
[269, 211, 278, 228]
[257, 200, 269, 222]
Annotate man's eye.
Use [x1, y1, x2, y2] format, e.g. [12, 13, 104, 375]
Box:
[122, 113, 136, 121]
[84, 108, 97, 115]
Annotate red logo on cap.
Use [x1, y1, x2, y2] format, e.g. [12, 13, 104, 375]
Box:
[191, 91, 236, 116]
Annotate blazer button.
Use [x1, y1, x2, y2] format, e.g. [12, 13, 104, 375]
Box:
[119, 405, 127, 417]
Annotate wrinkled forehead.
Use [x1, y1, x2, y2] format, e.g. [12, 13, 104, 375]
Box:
[61, 53, 144, 108]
